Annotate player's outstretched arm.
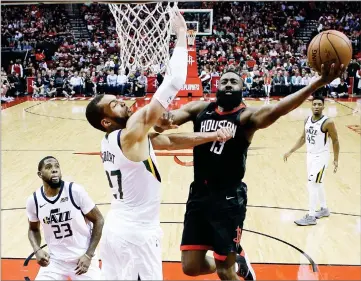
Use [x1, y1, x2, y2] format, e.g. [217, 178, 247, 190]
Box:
[26, 197, 50, 267]
[123, 10, 187, 143]
[248, 64, 345, 130]
[154, 101, 209, 133]
[150, 127, 233, 150]
[284, 118, 307, 162]
[324, 119, 340, 172]
[28, 221, 50, 267]
[75, 206, 104, 275]
[83, 206, 104, 258]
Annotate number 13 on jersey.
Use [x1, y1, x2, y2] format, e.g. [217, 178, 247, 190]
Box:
[210, 141, 225, 154]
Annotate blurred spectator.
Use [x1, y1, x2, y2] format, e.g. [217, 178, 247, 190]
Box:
[1, 2, 359, 99]
[135, 73, 147, 97]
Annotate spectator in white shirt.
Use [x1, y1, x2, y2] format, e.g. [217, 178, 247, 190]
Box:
[301, 73, 311, 86]
[117, 69, 128, 95]
[106, 69, 118, 93]
[69, 71, 83, 95]
[291, 71, 302, 86]
[104, 58, 114, 69]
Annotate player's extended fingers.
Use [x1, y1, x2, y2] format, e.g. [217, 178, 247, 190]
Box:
[44, 252, 50, 260]
[75, 265, 84, 275]
[217, 130, 227, 142]
[329, 63, 337, 77]
[39, 259, 49, 267]
[223, 127, 233, 140]
[338, 64, 345, 76]
[166, 111, 171, 120]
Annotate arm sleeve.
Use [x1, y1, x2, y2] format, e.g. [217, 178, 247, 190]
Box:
[26, 195, 39, 222]
[71, 184, 96, 215]
[153, 47, 188, 109]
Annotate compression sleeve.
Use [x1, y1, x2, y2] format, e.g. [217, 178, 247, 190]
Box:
[153, 46, 188, 109]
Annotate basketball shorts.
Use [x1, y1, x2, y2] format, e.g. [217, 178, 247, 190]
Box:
[307, 152, 329, 183]
[35, 256, 101, 280]
[180, 181, 248, 261]
[100, 210, 163, 280]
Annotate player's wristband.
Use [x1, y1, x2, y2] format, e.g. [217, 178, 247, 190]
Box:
[34, 248, 41, 254]
[84, 253, 93, 260]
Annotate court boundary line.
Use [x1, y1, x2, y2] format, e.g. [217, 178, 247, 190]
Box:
[2, 257, 359, 267]
[2, 203, 360, 217]
[22, 99, 137, 121]
[19, 225, 318, 278]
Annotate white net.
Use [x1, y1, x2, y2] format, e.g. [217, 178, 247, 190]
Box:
[109, 2, 178, 73]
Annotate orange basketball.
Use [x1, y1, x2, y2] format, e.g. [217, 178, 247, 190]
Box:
[307, 30, 352, 73]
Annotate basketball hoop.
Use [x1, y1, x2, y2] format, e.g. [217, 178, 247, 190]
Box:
[108, 2, 178, 73]
[187, 30, 197, 46]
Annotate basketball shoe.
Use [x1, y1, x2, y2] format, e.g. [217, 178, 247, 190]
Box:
[235, 252, 256, 280]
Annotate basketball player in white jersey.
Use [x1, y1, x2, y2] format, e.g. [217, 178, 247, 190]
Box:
[284, 96, 340, 226]
[26, 156, 104, 280]
[85, 10, 234, 280]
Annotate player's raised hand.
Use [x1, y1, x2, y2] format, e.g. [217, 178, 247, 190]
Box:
[156, 111, 179, 132]
[35, 249, 50, 267]
[216, 127, 233, 142]
[75, 254, 91, 275]
[319, 63, 346, 85]
[171, 8, 187, 36]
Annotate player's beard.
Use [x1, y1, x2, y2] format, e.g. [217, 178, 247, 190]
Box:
[111, 116, 129, 129]
[45, 177, 63, 189]
[216, 89, 243, 111]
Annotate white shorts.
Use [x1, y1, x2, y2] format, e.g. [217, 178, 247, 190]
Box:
[35, 257, 101, 280]
[307, 152, 329, 183]
[100, 211, 163, 280]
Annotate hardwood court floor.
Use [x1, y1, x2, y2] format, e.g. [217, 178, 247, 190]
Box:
[1, 95, 360, 280]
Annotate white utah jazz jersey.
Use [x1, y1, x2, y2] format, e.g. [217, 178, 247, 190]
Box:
[305, 115, 330, 154]
[100, 129, 161, 225]
[26, 181, 95, 261]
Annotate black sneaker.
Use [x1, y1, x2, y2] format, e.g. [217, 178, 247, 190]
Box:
[236, 253, 256, 280]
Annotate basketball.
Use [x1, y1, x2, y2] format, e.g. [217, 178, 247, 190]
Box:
[307, 30, 352, 73]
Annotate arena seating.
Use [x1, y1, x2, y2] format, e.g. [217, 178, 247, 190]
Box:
[1, 2, 360, 102]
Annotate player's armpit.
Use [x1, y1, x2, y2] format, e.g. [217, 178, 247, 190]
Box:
[123, 98, 166, 143]
[29, 220, 41, 231]
[246, 105, 275, 130]
[323, 119, 338, 140]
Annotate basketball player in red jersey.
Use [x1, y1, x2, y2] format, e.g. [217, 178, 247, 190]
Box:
[154, 64, 345, 280]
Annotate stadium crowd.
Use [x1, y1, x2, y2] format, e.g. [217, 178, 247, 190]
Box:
[1, 1, 360, 103]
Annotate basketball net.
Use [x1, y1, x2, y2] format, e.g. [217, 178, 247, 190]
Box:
[187, 30, 197, 46]
[108, 2, 178, 73]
